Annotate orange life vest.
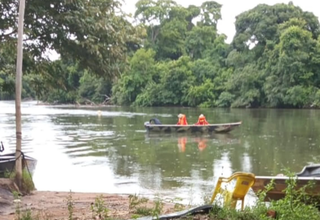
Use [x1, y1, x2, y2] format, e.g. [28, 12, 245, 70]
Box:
[195, 115, 209, 125]
[177, 114, 188, 125]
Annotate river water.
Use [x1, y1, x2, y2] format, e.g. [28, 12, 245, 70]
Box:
[0, 101, 320, 205]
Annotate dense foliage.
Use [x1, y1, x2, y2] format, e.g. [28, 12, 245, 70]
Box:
[0, 0, 137, 102]
[1, 0, 320, 108]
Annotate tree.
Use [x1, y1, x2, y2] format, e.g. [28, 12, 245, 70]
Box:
[158, 56, 195, 105]
[156, 12, 188, 59]
[134, 0, 178, 50]
[198, 1, 222, 28]
[0, 0, 135, 80]
[228, 64, 263, 108]
[186, 79, 215, 107]
[112, 49, 157, 105]
[135, 0, 188, 60]
[185, 26, 217, 59]
[15, 0, 26, 188]
[264, 25, 318, 107]
[233, 3, 320, 53]
[227, 3, 320, 108]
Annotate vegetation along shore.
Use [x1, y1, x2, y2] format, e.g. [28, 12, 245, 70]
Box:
[2, 1, 320, 108]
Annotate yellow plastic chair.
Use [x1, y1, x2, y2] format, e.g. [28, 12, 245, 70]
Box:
[210, 172, 256, 210]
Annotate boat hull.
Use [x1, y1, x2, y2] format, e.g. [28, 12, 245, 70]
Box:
[144, 122, 242, 133]
[0, 153, 37, 175]
[252, 176, 320, 201]
[252, 164, 320, 201]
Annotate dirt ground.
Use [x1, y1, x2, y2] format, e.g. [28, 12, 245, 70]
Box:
[0, 189, 180, 220]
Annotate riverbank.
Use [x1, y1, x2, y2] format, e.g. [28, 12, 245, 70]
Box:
[0, 190, 179, 220]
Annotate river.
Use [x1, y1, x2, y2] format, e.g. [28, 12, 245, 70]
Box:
[0, 101, 320, 205]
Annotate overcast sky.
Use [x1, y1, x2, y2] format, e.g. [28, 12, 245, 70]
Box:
[122, 0, 319, 43]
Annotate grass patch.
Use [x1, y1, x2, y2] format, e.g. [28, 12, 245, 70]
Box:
[90, 195, 109, 219]
[129, 194, 165, 218]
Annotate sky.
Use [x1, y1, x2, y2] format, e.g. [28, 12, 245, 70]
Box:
[122, 0, 319, 43]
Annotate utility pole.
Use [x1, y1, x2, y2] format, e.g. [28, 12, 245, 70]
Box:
[15, 0, 26, 189]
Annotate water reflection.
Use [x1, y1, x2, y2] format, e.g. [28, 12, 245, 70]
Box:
[195, 137, 208, 152]
[178, 136, 187, 152]
[145, 133, 240, 153]
[178, 136, 207, 152]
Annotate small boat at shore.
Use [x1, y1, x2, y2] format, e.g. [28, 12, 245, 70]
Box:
[0, 152, 37, 176]
[252, 164, 320, 201]
[144, 121, 242, 133]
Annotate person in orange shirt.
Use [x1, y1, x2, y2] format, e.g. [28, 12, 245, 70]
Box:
[177, 114, 188, 125]
[195, 114, 209, 125]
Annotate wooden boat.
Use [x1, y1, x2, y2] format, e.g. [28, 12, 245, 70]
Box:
[0, 152, 37, 176]
[252, 164, 320, 201]
[144, 121, 242, 133]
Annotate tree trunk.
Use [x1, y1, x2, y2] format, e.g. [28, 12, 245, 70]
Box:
[15, 0, 26, 189]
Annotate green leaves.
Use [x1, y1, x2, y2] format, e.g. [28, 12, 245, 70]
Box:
[112, 0, 228, 107]
[185, 26, 217, 59]
[135, 0, 177, 24]
[1, 0, 136, 79]
[233, 3, 320, 53]
[187, 79, 215, 107]
[159, 56, 194, 105]
[226, 2, 320, 108]
[112, 49, 157, 105]
[135, 0, 223, 61]
[199, 1, 222, 28]
[4, 0, 320, 108]
[263, 24, 318, 107]
[228, 64, 263, 108]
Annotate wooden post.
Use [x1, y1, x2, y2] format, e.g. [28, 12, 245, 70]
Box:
[15, 0, 26, 189]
